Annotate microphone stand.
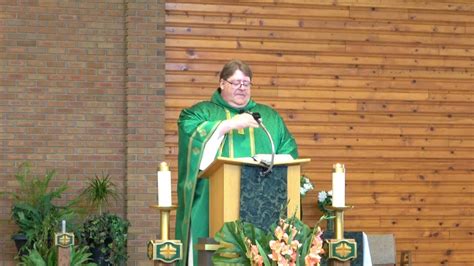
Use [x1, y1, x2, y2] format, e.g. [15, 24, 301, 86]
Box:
[249, 112, 275, 176]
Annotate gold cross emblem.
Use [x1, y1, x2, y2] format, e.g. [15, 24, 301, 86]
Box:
[59, 235, 71, 246]
[160, 244, 177, 259]
[335, 242, 352, 257]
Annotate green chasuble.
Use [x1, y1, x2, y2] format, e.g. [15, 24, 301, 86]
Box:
[175, 90, 298, 265]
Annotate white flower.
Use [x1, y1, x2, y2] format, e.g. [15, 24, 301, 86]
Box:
[327, 190, 333, 196]
[300, 176, 314, 196]
[318, 191, 327, 202]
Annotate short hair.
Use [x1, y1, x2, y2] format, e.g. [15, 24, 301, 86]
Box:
[219, 59, 253, 81]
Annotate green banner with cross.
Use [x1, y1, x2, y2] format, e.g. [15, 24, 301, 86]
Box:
[327, 239, 357, 261]
[147, 240, 182, 263]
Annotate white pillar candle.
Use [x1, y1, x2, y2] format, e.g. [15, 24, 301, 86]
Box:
[332, 163, 345, 207]
[62, 220, 66, 233]
[158, 162, 172, 206]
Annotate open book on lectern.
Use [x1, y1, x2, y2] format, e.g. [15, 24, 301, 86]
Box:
[236, 154, 294, 166]
[199, 155, 310, 181]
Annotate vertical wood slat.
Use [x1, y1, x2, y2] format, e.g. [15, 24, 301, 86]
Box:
[165, 0, 474, 265]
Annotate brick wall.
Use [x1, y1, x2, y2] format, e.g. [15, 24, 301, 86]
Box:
[125, 0, 165, 265]
[0, 1, 165, 265]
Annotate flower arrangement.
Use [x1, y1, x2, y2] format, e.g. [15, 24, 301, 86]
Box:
[212, 214, 327, 266]
[300, 175, 314, 198]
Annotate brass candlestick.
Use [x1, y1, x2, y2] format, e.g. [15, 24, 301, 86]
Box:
[55, 220, 74, 266]
[151, 205, 176, 241]
[327, 206, 353, 240]
[325, 206, 357, 265]
[147, 205, 182, 264]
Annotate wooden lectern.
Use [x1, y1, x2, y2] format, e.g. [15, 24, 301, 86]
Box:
[198, 157, 310, 237]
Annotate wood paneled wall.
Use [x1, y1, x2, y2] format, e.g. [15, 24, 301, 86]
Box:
[165, 1, 473, 265]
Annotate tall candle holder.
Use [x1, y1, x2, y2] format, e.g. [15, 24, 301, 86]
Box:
[147, 205, 182, 264]
[325, 205, 357, 266]
[55, 220, 74, 266]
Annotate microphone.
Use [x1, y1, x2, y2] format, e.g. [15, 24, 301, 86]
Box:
[246, 111, 275, 176]
[250, 112, 261, 122]
[239, 109, 260, 122]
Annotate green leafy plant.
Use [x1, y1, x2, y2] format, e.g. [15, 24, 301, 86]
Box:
[5, 162, 77, 259]
[18, 244, 96, 266]
[212, 219, 272, 265]
[317, 190, 336, 233]
[5, 162, 69, 209]
[80, 213, 129, 265]
[12, 202, 75, 258]
[79, 172, 129, 265]
[81, 172, 118, 215]
[213, 214, 328, 266]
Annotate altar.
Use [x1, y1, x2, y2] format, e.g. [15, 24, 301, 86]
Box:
[149, 160, 387, 265]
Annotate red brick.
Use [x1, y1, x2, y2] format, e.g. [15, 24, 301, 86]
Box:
[1, 1, 165, 265]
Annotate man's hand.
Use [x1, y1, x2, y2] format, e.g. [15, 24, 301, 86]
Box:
[230, 113, 259, 129]
[217, 113, 259, 135]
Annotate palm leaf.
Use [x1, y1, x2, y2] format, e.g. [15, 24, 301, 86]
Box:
[18, 245, 47, 266]
[255, 240, 272, 266]
[212, 221, 249, 265]
[212, 220, 272, 265]
[71, 246, 96, 266]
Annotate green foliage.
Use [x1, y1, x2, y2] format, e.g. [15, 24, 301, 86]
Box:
[18, 244, 96, 266]
[18, 246, 47, 266]
[287, 216, 318, 265]
[12, 202, 75, 258]
[213, 220, 269, 265]
[256, 240, 271, 266]
[212, 214, 328, 266]
[7, 162, 77, 259]
[79, 172, 129, 265]
[70, 246, 97, 266]
[79, 213, 129, 265]
[7, 162, 69, 207]
[80, 172, 119, 215]
[317, 190, 335, 219]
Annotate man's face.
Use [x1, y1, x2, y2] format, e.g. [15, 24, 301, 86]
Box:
[220, 69, 252, 109]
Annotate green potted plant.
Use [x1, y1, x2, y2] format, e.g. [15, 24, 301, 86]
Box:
[3, 163, 77, 259]
[19, 244, 96, 266]
[78, 172, 130, 266]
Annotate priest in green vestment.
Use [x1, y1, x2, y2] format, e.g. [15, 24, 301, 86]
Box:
[176, 59, 298, 265]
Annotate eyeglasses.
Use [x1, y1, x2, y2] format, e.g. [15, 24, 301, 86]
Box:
[224, 79, 252, 89]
